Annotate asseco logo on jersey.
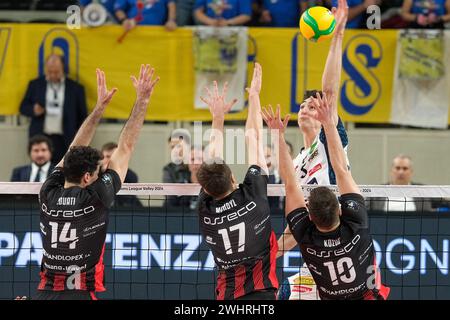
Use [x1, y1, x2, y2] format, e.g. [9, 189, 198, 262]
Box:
[41, 203, 95, 218]
[306, 235, 361, 258]
[204, 201, 256, 225]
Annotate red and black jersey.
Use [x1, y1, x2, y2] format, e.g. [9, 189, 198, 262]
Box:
[198, 165, 279, 300]
[287, 193, 390, 300]
[38, 167, 121, 292]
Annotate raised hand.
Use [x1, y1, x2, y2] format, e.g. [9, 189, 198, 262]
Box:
[201, 81, 238, 118]
[96, 68, 117, 109]
[332, 0, 349, 34]
[261, 104, 290, 133]
[305, 92, 336, 127]
[131, 64, 160, 104]
[246, 62, 262, 97]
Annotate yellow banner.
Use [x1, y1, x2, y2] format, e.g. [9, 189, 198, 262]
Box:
[0, 24, 401, 123]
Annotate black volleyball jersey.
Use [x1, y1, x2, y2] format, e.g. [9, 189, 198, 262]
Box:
[198, 165, 279, 300]
[38, 167, 121, 292]
[287, 193, 388, 300]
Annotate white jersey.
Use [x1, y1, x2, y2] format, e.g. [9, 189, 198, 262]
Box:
[277, 264, 321, 300]
[293, 118, 349, 185]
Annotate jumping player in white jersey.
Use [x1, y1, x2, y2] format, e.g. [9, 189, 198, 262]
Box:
[262, 96, 390, 300]
[277, 0, 350, 300]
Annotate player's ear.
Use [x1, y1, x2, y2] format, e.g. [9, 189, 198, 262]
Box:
[231, 174, 237, 186]
[82, 172, 91, 185]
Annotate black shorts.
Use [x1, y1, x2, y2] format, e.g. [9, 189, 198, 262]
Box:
[236, 289, 277, 300]
[32, 290, 97, 300]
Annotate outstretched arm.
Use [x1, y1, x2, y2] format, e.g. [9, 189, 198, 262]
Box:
[262, 105, 306, 215]
[246, 62, 268, 173]
[108, 65, 160, 182]
[200, 81, 237, 162]
[262, 106, 306, 257]
[307, 93, 359, 195]
[322, 0, 348, 125]
[55, 69, 117, 168]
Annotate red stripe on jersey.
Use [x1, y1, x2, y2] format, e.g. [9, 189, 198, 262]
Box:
[234, 265, 247, 299]
[268, 232, 279, 289]
[216, 272, 226, 300]
[53, 274, 66, 291]
[80, 272, 87, 290]
[38, 271, 47, 290]
[252, 260, 265, 290]
[373, 257, 390, 300]
[94, 244, 106, 292]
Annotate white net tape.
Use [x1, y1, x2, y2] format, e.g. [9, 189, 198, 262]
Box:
[1, 182, 450, 198]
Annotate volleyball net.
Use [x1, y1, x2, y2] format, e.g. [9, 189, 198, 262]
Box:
[1, 183, 450, 300]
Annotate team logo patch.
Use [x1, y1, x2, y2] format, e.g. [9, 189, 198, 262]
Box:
[293, 285, 313, 293]
[249, 168, 259, 176]
[293, 277, 315, 286]
[102, 174, 112, 185]
[345, 200, 359, 211]
[308, 163, 322, 176]
[308, 149, 319, 163]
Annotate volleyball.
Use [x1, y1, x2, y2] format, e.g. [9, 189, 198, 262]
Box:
[300, 6, 336, 43]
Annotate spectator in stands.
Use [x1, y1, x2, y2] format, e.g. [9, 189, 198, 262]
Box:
[10, 135, 54, 182]
[11, 135, 54, 182]
[258, 0, 301, 27]
[176, 0, 197, 25]
[301, 0, 332, 14]
[368, 154, 433, 212]
[101, 142, 142, 208]
[115, 0, 177, 31]
[332, 0, 381, 28]
[401, 0, 450, 28]
[79, 0, 117, 22]
[194, 0, 252, 26]
[19, 54, 87, 165]
[163, 129, 192, 207]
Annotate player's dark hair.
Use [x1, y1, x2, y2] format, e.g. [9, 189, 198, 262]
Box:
[308, 187, 340, 229]
[196, 160, 233, 199]
[304, 90, 323, 101]
[28, 135, 53, 154]
[63, 146, 103, 184]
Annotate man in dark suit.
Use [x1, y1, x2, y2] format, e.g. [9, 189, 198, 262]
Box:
[101, 142, 142, 208]
[11, 135, 55, 182]
[20, 54, 87, 164]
